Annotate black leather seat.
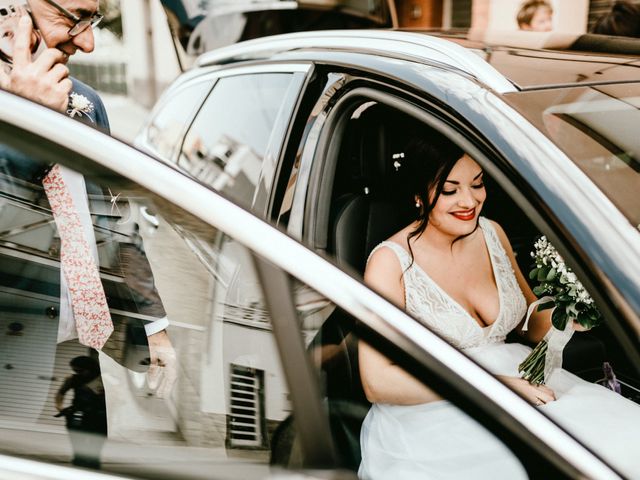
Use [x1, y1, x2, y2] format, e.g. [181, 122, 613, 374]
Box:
[316, 105, 417, 470]
[329, 105, 416, 272]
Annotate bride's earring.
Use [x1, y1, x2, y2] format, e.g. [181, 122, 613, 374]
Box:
[415, 201, 420, 208]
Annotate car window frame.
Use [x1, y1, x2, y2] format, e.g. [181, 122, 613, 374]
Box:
[289, 65, 640, 369]
[286, 77, 640, 473]
[0, 91, 621, 479]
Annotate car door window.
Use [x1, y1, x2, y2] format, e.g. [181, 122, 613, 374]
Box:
[177, 73, 298, 210]
[506, 86, 640, 229]
[0, 141, 303, 479]
[142, 80, 212, 162]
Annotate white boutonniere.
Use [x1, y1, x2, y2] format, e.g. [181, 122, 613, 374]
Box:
[67, 92, 95, 122]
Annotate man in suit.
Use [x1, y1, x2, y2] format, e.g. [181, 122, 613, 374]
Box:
[0, 1, 176, 396]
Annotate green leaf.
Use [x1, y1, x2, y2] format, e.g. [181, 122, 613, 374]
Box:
[538, 300, 555, 311]
[546, 268, 557, 281]
[533, 285, 547, 296]
[537, 267, 548, 281]
[529, 268, 539, 280]
[577, 312, 590, 325]
[552, 309, 568, 330]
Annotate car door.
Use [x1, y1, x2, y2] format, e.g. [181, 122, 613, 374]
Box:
[278, 58, 640, 475]
[0, 91, 622, 480]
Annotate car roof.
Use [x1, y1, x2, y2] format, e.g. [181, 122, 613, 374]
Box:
[424, 31, 640, 90]
[195, 29, 640, 92]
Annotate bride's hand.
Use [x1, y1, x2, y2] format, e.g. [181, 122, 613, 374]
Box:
[572, 320, 591, 332]
[499, 376, 556, 406]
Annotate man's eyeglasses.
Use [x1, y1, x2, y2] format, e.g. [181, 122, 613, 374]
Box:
[42, 0, 103, 36]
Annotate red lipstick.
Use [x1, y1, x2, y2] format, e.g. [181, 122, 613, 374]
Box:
[451, 208, 476, 221]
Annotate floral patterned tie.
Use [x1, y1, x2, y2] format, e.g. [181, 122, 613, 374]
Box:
[43, 164, 114, 350]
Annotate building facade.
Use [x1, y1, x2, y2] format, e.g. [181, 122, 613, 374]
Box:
[395, 0, 629, 32]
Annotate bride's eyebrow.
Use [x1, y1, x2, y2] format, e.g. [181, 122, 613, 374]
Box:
[444, 171, 484, 185]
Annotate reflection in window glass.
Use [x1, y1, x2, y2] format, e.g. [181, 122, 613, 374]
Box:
[144, 81, 212, 162]
[179, 73, 294, 208]
[512, 87, 640, 229]
[0, 144, 297, 479]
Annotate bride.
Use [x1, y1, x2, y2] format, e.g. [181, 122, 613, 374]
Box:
[358, 132, 640, 479]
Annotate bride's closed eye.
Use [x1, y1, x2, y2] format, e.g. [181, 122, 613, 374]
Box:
[441, 182, 484, 196]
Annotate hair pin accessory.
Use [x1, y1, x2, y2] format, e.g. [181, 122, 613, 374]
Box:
[392, 152, 405, 171]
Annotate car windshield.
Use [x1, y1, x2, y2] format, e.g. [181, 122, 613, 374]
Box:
[506, 84, 640, 229]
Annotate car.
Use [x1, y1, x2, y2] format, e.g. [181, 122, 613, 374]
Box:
[132, 28, 640, 475]
[0, 82, 631, 480]
[160, 0, 395, 58]
[0, 32, 637, 480]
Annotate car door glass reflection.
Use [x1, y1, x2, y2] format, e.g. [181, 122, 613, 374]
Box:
[0, 145, 299, 479]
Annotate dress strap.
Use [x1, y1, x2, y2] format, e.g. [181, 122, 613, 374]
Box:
[367, 241, 412, 272]
[478, 217, 502, 256]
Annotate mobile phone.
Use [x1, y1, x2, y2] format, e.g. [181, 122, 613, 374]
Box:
[0, 0, 41, 68]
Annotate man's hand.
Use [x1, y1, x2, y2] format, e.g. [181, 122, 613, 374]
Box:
[0, 15, 72, 112]
[147, 329, 177, 399]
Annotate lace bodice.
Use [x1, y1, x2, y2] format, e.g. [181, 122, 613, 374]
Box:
[369, 217, 527, 350]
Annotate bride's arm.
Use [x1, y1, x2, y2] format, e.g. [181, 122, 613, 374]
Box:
[359, 247, 441, 405]
[490, 221, 552, 343]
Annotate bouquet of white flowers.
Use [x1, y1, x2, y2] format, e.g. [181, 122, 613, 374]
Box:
[518, 236, 603, 385]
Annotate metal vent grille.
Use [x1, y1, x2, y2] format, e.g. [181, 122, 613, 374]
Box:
[228, 364, 265, 448]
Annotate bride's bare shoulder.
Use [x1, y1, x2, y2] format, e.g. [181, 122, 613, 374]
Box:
[366, 227, 412, 276]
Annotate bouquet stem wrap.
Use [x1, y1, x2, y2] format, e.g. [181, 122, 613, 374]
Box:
[519, 236, 602, 385]
[518, 296, 574, 384]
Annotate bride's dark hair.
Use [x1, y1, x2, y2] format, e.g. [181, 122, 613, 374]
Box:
[399, 130, 478, 266]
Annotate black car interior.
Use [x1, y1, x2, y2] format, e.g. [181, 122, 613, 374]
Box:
[303, 100, 636, 471]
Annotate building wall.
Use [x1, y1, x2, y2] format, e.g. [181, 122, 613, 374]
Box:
[122, 0, 182, 108]
[395, 0, 590, 33]
[477, 0, 589, 33]
[396, 0, 444, 27]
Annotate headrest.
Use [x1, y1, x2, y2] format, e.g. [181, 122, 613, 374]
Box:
[355, 104, 412, 202]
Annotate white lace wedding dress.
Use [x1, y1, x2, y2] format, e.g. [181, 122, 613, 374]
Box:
[359, 217, 640, 479]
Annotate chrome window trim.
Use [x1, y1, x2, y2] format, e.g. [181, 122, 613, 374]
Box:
[286, 72, 346, 239]
[0, 92, 620, 479]
[196, 30, 516, 94]
[195, 62, 312, 77]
